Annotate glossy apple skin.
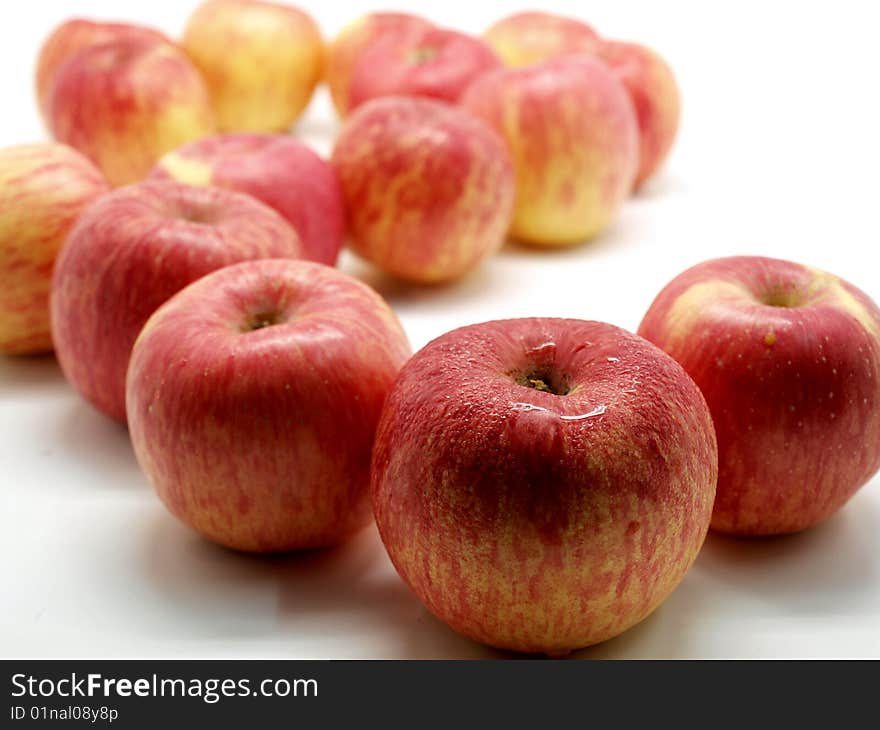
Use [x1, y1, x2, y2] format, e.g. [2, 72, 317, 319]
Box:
[594, 40, 681, 190]
[35, 18, 171, 123]
[460, 58, 639, 246]
[326, 12, 432, 117]
[182, 0, 324, 132]
[348, 27, 501, 110]
[127, 259, 411, 552]
[638, 256, 880, 535]
[372, 318, 717, 654]
[483, 11, 599, 68]
[331, 97, 515, 283]
[47, 40, 216, 186]
[149, 134, 345, 266]
[0, 144, 109, 355]
[51, 181, 302, 423]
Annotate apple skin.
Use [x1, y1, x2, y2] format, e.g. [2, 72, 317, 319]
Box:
[47, 40, 216, 186]
[326, 12, 433, 117]
[372, 318, 717, 654]
[483, 11, 599, 68]
[593, 40, 681, 190]
[149, 134, 345, 266]
[0, 144, 109, 355]
[331, 97, 515, 284]
[127, 259, 411, 553]
[35, 18, 172, 124]
[182, 0, 324, 132]
[638, 256, 880, 535]
[348, 27, 501, 111]
[460, 57, 639, 246]
[51, 181, 303, 423]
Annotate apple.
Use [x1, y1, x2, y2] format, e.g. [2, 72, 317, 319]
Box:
[638, 256, 880, 535]
[47, 40, 216, 186]
[126, 258, 411, 552]
[35, 18, 172, 124]
[460, 57, 639, 246]
[372, 318, 717, 654]
[182, 0, 324, 132]
[331, 97, 515, 284]
[149, 133, 345, 266]
[347, 27, 501, 110]
[594, 40, 681, 190]
[0, 144, 109, 355]
[51, 181, 303, 423]
[483, 11, 599, 68]
[326, 12, 433, 117]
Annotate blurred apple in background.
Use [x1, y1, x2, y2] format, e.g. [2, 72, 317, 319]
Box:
[35, 18, 172, 124]
[51, 181, 303, 422]
[47, 40, 215, 186]
[372, 318, 717, 654]
[639, 256, 880, 535]
[325, 11, 433, 117]
[150, 133, 345, 266]
[182, 0, 324, 132]
[0, 144, 109, 355]
[127, 259, 411, 553]
[483, 11, 599, 67]
[347, 27, 500, 110]
[332, 96, 515, 284]
[460, 57, 638, 246]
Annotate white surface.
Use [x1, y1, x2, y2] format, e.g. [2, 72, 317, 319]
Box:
[2, 0, 879, 659]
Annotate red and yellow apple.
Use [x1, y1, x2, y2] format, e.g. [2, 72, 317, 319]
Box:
[127, 259, 411, 552]
[149, 133, 346, 266]
[638, 256, 880, 535]
[47, 40, 216, 186]
[325, 12, 432, 117]
[372, 318, 717, 654]
[460, 57, 639, 246]
[483, 11, 599, 68]
[182, 0, 324, 132]
[51, 181, 302, 422]
[331, 97, 515, 283]
[0, 144, 109, 355]
[347, 27, 501, 110]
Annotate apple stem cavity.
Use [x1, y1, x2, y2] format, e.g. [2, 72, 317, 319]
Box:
[515, 368, 570, 396]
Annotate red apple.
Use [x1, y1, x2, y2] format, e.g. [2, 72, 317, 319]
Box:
[638, 256, 880, 535]
[150, 133, 345, 266]
[35, 18, 172, 124]
[348, 27, 501, 110]
[47, 40, 216, 186]
[332, 97, 515, 283]
[127, 259, 411, 552]
[372, 318, 717, 654]
[0, 143, 109, 355]
[51, 181, 303, 423]
[483, 11, 599, 68]
[460, 57, 639, 246]
[326, 12, 433, 117]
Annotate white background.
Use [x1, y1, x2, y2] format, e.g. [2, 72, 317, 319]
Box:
[2, 0, 879, 658]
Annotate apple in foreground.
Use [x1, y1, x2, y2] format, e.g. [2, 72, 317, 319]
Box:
[460, 57, 638, 246]
[150, 133, 345, 266]
[47, 40, 215, 186]
[127, 259, 411, 552]
[332, 97, 515, 283]
[483, 11, 599, 68]
[182, 0, 324, 132]
[0, 144, 109, 355]
[51, 181, 302, 422]
[326, 12, 433, 117]
[347, 27, 501, 110]
[35, 18, 171, 123]
[372, 318, 717, 654]
[639, 256, 880, 535]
